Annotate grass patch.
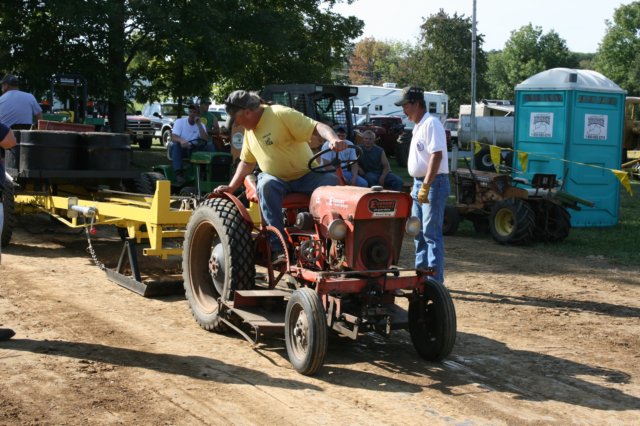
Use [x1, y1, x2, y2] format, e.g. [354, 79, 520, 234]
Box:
[533, 184, 640, 266]
[131, 144, 170, 172]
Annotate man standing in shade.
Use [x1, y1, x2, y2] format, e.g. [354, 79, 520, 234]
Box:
[0, 121, 17, 341]
[0, 74, 42, 130]
[395, 87, 450, 283]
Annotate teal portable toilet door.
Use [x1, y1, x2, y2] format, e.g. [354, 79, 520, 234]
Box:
[513, 91, 568, 183]
[565, 91, 624, 227]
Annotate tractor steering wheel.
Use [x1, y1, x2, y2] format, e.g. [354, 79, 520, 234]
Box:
[189, 138, 208, 149]
[308, 145, 362, 174]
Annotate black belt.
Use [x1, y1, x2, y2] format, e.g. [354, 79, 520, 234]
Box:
[10, 124, 32, 130]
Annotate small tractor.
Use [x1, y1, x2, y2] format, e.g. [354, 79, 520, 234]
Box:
[152, 138, 234, 196]
[181, 148, 457, 375]
[443, 165, 591, 245]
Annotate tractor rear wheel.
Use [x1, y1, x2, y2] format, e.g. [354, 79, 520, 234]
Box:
[409, 278, 457, 361]
[183, 198, 255, 332]
[534, 201, 571, 242]
[489, 198, 535, 245]
[443, 205, 460, 236]
[1, 182, 16, 247]
[133, 172, 166, 195]
[285, 287, 328, 375]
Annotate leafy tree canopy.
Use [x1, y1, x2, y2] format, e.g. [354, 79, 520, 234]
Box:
[486, 24, 577, 99]
[0, 0, 363, 130]
[594, 1, 640, 95]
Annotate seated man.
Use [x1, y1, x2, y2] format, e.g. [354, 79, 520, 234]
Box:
[213, 90, 347, 264]
[319, 125, 367, 187]
[357, 129, 404, 191]
[170, 104, 213, 184]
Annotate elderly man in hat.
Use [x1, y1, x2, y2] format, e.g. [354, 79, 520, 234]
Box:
[214, 90, 347, 264]
[395, 86, 450, 284]
[0, 74, 42, 130]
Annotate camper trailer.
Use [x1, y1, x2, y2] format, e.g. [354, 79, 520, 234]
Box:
[352, 83, 449, 126]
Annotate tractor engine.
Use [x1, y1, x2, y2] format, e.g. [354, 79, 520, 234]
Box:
[309, 186, 414, 272]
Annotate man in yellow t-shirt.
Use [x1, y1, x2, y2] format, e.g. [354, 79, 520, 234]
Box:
[213, 90, 347, 264]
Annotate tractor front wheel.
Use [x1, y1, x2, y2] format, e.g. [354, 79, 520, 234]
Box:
[285, 287, 327, 375]
[182, 198, 255, 332]
[409, 278, 457, 361]
[489, 198, 535, 245]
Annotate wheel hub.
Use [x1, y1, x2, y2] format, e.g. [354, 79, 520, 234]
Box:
[293, 313, 308, 349]
[495, 209, 514, 236]
[209, 243, 226, 295]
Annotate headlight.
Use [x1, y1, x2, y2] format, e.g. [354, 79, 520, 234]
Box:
[405, 216, 421, 236]
[328, 219, 348, 240]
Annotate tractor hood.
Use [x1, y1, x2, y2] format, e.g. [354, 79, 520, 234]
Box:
[310, 185, 412, 222]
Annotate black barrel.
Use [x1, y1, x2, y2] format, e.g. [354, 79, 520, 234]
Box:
[82, 132, 132, 170]
[19, 131, 80, 171]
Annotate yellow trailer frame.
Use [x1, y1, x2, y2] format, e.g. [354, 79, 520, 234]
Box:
[14, 180, 191, 296]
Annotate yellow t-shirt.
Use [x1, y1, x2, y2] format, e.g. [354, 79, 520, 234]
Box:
[240, 105, 317, 181]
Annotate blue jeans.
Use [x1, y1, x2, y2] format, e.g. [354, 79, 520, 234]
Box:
[364, 172, 404, 191]
[171, 142, 216, 172]
[411, 174, 450, 283]
[258, 171, 338, 250]
[342, 171, 368, 187]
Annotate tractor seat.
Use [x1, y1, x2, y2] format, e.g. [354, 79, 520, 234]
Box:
[243, 175, 310, 208]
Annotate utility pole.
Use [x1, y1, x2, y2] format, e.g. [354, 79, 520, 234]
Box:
[471, 0, 477, 149]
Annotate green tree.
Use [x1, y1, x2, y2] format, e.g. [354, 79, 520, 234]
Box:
[487, 24, 577, 99]
[406, 10, 488, 117]
[348, 38, 410, 85]
[594, 1, 640, 95]
[0, 0, 363, 130]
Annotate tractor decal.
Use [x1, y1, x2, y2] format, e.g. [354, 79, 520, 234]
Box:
[368, 198, 397, 217]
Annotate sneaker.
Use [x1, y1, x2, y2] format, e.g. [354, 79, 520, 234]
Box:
[0, 328, 15, 341]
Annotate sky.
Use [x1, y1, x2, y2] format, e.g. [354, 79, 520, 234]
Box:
[329, 0, 632, 53]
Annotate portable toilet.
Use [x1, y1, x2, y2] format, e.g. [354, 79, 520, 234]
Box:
[513, 68, 626, 227]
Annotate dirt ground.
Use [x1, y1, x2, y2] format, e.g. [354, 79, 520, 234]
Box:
[1, 216, 639, 426]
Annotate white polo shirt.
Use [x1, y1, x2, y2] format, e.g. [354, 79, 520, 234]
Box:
[407, 113, 449, 178]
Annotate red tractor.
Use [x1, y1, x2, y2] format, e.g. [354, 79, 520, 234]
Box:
[181, 148, 457, 375]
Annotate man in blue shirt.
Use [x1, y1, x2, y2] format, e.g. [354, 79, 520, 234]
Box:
[0, 74, 42, 130]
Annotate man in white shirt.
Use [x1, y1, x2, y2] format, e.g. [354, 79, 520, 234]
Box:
[395, 87, 450, 284]
[169, 104, 209, 184]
